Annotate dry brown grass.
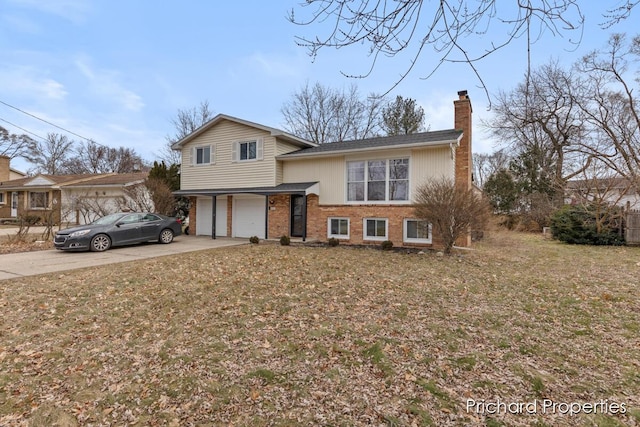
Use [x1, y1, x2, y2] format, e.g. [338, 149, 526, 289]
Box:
[1, 232, 639, 426]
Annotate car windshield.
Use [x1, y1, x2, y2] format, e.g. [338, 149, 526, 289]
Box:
[91, 213, 127, 225]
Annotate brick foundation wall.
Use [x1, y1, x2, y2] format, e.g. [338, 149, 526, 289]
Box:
[267, 194, 291, 238]
[188, 196, 197, 236]
[275, 194, 445, 248]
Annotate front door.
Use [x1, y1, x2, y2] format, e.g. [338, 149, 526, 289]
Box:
[11, 192, 18, 217]
[290, 195, 305, 237]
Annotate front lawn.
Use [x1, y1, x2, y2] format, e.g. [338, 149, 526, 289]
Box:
[1, 233, 638, 426]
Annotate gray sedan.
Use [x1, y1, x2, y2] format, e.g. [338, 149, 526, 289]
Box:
[54, 212, 182, 252]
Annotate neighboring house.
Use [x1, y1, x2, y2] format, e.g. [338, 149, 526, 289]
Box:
[173, 90, 473, 248]
[565, 177, 640, 210]
[0, 163, 149, 224]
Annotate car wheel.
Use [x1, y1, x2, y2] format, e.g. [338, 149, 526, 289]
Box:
[90, 234, 111, 252]
[159, 228, 174, 244]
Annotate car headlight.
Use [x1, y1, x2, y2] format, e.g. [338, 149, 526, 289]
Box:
[70, 229, 91, 238]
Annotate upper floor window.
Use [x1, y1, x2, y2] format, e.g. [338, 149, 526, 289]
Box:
[233, 139, 263, 162]
[192, 145, 213, 165]
[347, 158, 409, 202]
[29, 191, 49, 209]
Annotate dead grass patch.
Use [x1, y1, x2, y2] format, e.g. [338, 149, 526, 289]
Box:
[0, 232, 638, 426]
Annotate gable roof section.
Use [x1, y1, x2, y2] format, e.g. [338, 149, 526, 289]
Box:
[277, 129, 463, 159]
[62, 172, 148, 187]
[0, 172, 148, 190]
[171, 113, 318, 150]
[0, 173, 110, 189]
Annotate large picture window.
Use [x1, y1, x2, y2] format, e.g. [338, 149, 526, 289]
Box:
[29, 191, 49, 209]
[347, 158, 409, 202]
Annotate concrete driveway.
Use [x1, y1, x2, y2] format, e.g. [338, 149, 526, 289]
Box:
[0, 236, 247, 281]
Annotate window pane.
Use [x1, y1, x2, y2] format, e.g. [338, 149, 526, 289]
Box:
[330, 219, 339, 235]
[389, 180, 408, 200]
[196, 148, 203, 164]
[366, 219, 376, 237]
[339, 219, 348, 235]
[240, 143, 248, 160]
[203, 146, 210, 163]
[367, 181, 385, 201]
[348, 182, 364, 201]
[347, 161, 365, 182]
[406, 220, 430, 240]
[248, 141, 256, 159]
[368, 160, 386, 180]
[389, 159, 408, 179]
[375, 220, 386, 236]
[331, 219, 349, 236]
[407, 220, 418, 238]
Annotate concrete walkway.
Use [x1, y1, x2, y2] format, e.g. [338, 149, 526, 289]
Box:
[0, 236, 247, 281]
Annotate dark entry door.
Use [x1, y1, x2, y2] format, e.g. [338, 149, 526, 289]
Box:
[290, 195, 305, 237]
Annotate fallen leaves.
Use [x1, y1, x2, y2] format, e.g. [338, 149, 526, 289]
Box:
[0, 234, 639, 426]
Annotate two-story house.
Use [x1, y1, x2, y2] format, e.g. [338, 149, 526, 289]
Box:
[173, 90, 473, 248]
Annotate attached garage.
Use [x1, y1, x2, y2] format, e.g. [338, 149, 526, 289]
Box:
[195, 196, 228, 237]
[232, 195, 266, 238]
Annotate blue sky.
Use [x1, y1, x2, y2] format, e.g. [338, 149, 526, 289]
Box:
[1, 1, 636, 172]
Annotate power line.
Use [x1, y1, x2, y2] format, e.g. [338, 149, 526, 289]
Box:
[0, 98, 94, 142]
[0, 117, 47, 141]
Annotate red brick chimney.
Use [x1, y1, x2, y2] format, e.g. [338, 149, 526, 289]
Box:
[454, 90, 472, 191]
[0, 155, 10, 182]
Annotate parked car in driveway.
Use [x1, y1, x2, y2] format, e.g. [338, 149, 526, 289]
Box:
[54, 212, 182, 252]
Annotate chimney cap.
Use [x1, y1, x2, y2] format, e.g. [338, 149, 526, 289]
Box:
[457, 90, 468, 99]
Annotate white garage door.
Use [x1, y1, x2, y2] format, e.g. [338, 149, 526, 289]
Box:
[196, 196, 228, 237]
[233, 195, 266, 238]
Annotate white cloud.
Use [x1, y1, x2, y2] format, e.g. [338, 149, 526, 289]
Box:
[0, 66, 68, 100]
[74, 57, 145, 112]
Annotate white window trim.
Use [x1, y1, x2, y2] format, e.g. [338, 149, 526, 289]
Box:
[191, 144, 214, 166]
[403, 218, 432, 244]
[363, 217, 388, 241]
[327, 217, 350, 239]
[345, 158, 410, 204]
[232, 139, 264, 163]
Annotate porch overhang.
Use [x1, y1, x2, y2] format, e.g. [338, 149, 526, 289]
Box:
[173, 182, 319, 197]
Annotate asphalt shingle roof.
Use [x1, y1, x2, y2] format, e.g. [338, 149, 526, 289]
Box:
[278, 129, 462, 158]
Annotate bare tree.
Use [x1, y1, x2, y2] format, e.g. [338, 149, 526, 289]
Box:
[288, 1, 637, 100]
[281, 81, 386, 143]
[158, 100, 214, 165]
[473, 149, 511, 188]
[573, 33, 640, 194]
[24, 133, 74, 175]
[381, 95, 426, 136]
[118, 182, 155, 213]
[485, 60, 587, 199]
[414, 177, 489, 254]
[64, 141, 147, 174]
[1, 126, 34, 159]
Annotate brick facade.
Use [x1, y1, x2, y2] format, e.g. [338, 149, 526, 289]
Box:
[266, 194, 443, 248]
[454, 90, 472, 191]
